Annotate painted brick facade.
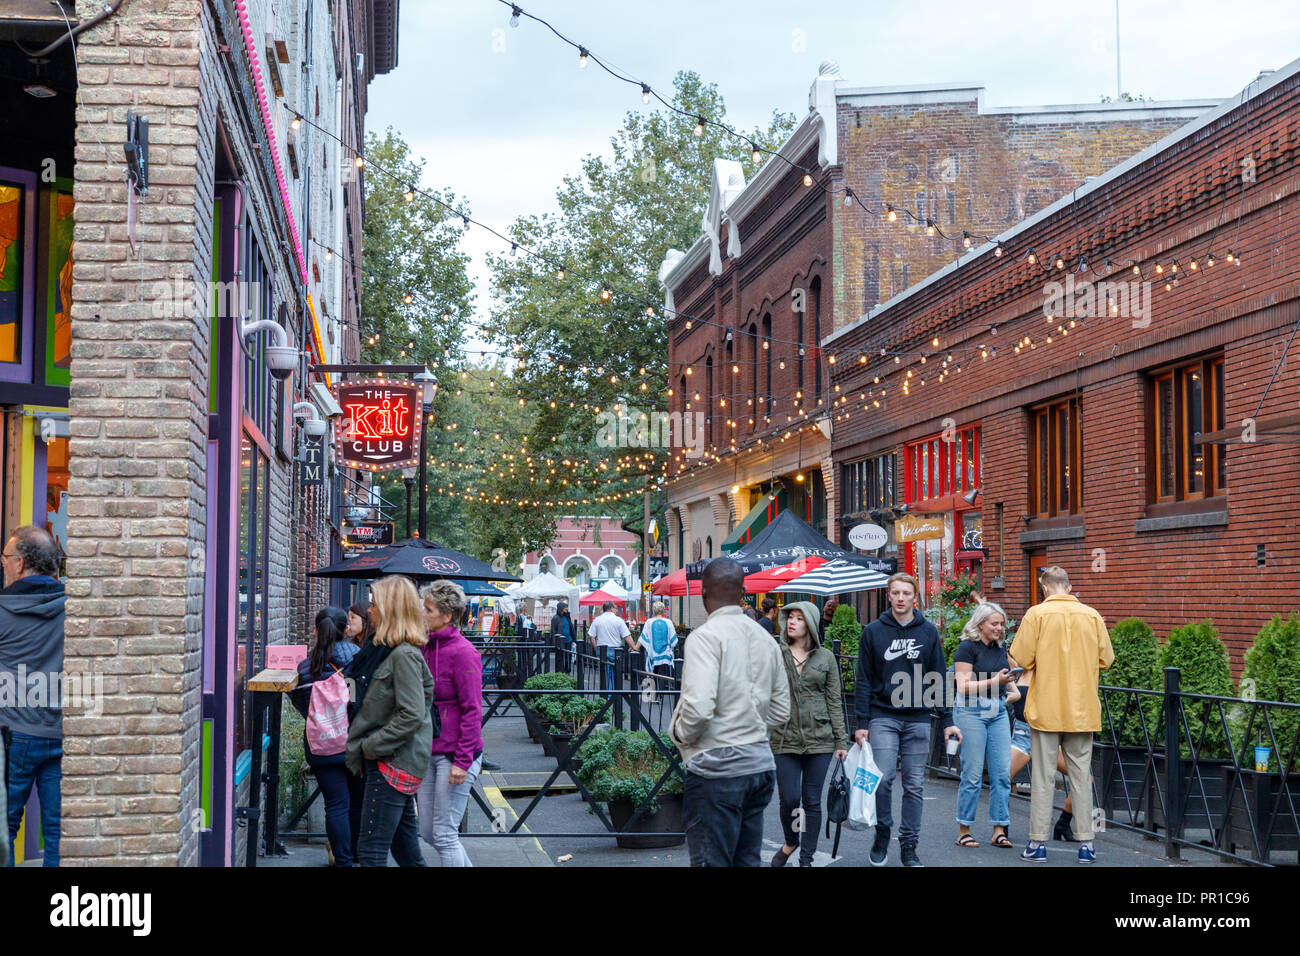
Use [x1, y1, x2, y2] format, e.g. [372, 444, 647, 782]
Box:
[826, 64, 1300, 666]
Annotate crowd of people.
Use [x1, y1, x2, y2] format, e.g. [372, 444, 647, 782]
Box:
[669, 557, 1115, 867]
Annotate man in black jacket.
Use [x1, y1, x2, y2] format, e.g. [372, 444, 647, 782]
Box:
[854, 573, 960, 868]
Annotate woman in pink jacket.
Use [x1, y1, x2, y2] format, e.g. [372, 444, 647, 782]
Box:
[417, 580, 484, 866]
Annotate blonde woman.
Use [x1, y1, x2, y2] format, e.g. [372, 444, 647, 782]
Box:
[952, 602, 1020, 849]
[345, 575, 437, 867]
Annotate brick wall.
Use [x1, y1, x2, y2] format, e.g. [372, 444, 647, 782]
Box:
[832, 95, 1214, 329]
[62, 0, 209, 866]
[827, 69, 1300, 666]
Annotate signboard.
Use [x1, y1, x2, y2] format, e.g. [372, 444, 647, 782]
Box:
[266, 645, 309, 670]
[342, 520, 394, 548]
[896, 514, 946, 543]
[333, 379, 421, 472]
[847, 523, 889, 550]
[300, 432, 325, 487]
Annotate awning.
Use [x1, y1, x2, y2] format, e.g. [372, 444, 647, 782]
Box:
[721, 494, 775, 553]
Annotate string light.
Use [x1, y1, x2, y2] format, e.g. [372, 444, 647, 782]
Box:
[578, 46, 588, 69]
[641, 83, 651, 104]
[693, 115, 705, 136]
[886, 205, 897, 222]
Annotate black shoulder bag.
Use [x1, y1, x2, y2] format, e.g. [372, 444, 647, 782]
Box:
[825, 754, 850, 859]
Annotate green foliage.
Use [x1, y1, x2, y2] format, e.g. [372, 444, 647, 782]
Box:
[534, 694, 607, 731]
[278, 701, 309, 825]
[522, 670, 577, 706]
[484, 72, 796, 519]
[1238, 613, 1300, 769]
[924, 572, 981, 666]
[1099, 618, 1162, 746]
[576, 728, 684, 812]
[1161, 621, 1233, 758]
[825, 603, 860, 693]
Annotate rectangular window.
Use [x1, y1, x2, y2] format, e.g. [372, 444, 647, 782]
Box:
[1148, 356, 1226, 503]
[1029, 398, 1081, 517]
[841, 453, 895, 514]
[904, 426, 979, 505]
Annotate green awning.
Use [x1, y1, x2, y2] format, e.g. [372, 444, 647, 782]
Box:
[721, 495, 775, 553]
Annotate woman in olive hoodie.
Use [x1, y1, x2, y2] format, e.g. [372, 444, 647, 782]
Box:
[769, 601, 849, 867]
[346, 575, 437, 867]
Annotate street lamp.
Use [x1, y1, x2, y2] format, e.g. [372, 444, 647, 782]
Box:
[401, 465, 417, 537]
[413, 368, 438, 539]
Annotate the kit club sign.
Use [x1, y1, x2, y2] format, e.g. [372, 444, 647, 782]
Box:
[333, 379, 422, 472]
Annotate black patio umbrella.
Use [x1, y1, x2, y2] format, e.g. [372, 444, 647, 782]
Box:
[309, 537, 523, 584]
[686, 510, 896, 578]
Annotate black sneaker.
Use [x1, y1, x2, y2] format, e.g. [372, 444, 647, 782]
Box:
[869, 826, 890, 866]
[481, 757, 501, 772]
[899, 843, 923, 868]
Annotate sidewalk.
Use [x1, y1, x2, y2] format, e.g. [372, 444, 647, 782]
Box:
[268, 703, 1237, 868]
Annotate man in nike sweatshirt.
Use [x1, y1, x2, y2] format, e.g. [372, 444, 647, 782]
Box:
[853, 573, 960, 867]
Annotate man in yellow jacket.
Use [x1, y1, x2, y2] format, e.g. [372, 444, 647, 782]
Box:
[1011, 566, 1114, 863]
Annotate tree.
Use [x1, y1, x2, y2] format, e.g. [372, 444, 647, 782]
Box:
[360, 128, 474, 545]
[485, 72, 796, 513]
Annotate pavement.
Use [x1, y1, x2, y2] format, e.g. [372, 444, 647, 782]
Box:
[270, 698, 1238, 868]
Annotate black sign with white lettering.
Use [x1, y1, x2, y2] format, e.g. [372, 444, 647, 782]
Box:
[300, 433, 325, 487]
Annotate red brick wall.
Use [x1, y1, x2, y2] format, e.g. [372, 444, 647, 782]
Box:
[827, 71, 1300, 669]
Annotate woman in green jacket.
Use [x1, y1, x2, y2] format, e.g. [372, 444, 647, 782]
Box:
[769, 600, 849, 867]
[346, 575, 437, 867]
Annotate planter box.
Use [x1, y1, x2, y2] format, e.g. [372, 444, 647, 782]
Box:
[1093, 743, 1155, 826]
[608, 793, 685, 849]
[1222, 768, 1300, 862]
[1148, 754, 1233, 843]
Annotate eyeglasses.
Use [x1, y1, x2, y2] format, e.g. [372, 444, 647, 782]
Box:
[1, 551, 18, 561]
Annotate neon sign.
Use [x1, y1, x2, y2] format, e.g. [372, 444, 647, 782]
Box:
[333, 379, 422, 472]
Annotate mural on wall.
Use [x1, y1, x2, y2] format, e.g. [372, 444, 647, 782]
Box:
[46, 183, 74, 382]
[0, 182, 20, 362]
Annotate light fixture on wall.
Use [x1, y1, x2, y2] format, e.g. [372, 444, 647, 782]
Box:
[241, 317, 296, 379]
[962, 487, 980, 505]
[292, 401, 327, 437]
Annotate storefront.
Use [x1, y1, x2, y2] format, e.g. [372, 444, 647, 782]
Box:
[900, 424, 983, 607]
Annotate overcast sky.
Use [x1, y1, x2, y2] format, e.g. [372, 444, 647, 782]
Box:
[365, 0, 1300, 351]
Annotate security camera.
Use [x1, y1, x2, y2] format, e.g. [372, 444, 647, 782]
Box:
[242, 318, 296, 381]
[293, 401, 328, 437]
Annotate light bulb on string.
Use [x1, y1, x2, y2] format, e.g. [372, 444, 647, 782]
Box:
[803, 172, 813, 187]
[886, 205, 897, 222]
[578, 47, 588, 69]
[641, 83, 651, 104]
[693, 116, 705, 136]
[844, 188, 854, 207]
[403, 184, 415, 202]
[509, 5, 520, 27]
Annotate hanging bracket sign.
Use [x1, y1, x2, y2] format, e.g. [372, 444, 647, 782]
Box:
[333, 379, 421, 472]
[847, 523, 889, 550]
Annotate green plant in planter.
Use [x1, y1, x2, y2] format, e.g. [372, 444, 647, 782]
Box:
[825, 603, 860, 692]
[576, 728, 684, 813]
[534, 693, 607, 732]
[1099, 617, 1163, 747]
[1160, 621, 1233, 758]
[1236, 613, 1300, 769]
[522, 671, 576, 708]
[278, 700, 309, 825]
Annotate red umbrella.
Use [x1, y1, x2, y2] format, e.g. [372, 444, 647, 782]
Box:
[650, 556, 829, 597]
[579, 585, 626, 606]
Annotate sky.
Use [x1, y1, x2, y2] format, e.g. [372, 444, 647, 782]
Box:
[365, 0, 1300, 352]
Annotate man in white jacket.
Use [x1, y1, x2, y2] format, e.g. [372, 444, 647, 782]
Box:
[671, 557, 790, 866]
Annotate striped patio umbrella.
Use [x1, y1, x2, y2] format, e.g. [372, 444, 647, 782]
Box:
[773, 559, 890, 596]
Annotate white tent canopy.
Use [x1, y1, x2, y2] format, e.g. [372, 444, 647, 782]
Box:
[513, 572, 580, 607]
[593, 579, 630, 601]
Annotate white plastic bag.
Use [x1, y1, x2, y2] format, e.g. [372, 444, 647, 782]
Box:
[845, 741, 882, 830]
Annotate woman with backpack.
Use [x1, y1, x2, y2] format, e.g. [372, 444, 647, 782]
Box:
[416, 580, 483, 866]
[769, 601, 849, 867]
[345, 576, 437, 867]
[289, 607, 359, 866]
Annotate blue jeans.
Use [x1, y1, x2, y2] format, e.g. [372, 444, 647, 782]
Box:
[416, 754, 482, 867]
[355, 760, 426, 867]
[5, 731, 61, 867]
[867, 716, 930, 846]
[954, 701, 1012, 828]
[683, 770, 776, 867]
[312, 763, 354, 866]
[597, 646, 619, 691]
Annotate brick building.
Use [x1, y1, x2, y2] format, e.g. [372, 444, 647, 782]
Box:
[659, 62, 1212, 625]
[824, 60, 1300, 663]
[523, 515, 643, 593]
[0, 0, 397, 865]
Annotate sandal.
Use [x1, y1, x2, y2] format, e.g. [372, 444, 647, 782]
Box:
[991, 832, 1013, 848]
[955, 833, 980, 848]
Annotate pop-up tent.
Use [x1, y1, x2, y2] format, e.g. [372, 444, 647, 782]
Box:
[510, 571, 580, 608]
[686, 510, 895, 579]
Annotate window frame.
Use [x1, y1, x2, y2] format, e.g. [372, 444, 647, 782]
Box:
[1028, 396, 1082, 518]
[1147, 355, 1226, 504]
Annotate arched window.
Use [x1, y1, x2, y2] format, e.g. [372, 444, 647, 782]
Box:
[539, 555, 557, 575]
[706, 536, 713, 558]
[564, 557, 592, 589]
[762, 313, 772, 423]
[795, 285, 805, 393]
[705, 356, 714, 447]
[747, 323, 759, 433]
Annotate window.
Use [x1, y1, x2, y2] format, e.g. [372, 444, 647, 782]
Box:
[841, 453, 896, 514]
[1149, 356, 1225, 502]
[810, 276, 822, 402]
[705, 356, 714, 447]
[904, 425, 980, 504]
[1028, 397, 1081, 517]
[236, 434, 270, 754]
[762, 313, 772, 422]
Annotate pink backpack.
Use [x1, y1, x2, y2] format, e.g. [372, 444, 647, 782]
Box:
[306, 666, 350, 756]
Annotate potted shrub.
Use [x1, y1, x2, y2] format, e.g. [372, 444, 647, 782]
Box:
[1149, 621, 1235, 841]
[576, 728, 685, 848]
[1222, 613, 1300, 861]
[825, 603, 860, 732]
[521, 672, 576, 743]
[1093, 617, 1162, 825]
[535, 694, 606, 762]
